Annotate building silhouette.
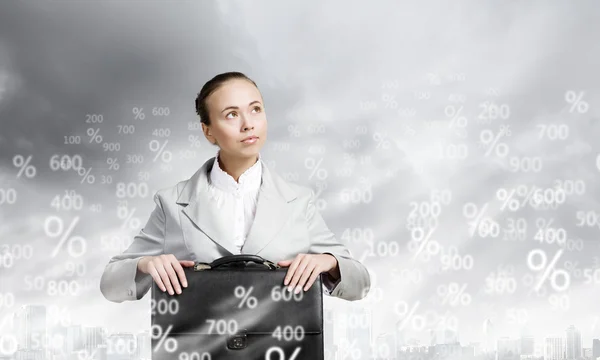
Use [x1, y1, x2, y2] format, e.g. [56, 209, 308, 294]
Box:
[545, 336, 566, 360]
[566, 325, 582, 360]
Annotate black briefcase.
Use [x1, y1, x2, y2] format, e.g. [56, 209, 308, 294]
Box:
[150, 254, 324, 359]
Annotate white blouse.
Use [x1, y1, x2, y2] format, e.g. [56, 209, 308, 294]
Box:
[207, 150, 340, 294]
[208, 150, 262, 254]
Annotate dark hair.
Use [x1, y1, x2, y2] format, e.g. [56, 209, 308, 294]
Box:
[195, 71, 260, 126]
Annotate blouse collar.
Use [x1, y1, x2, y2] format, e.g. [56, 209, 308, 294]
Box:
[209, 149, 262, 194]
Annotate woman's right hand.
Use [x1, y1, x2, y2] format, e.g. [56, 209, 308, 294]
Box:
[137, 254, 195, 295]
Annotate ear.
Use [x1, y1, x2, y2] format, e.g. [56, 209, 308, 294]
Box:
[201, 123, 210, 136]
[201, 123, 216, 145]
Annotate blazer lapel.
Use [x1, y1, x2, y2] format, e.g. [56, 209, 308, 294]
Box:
[242, 162, 297, 255]
[176, 156, 297, 256]
[177, 157, 237, 255]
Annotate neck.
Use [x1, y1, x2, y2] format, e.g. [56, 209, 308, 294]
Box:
[217, 151, 259, 183]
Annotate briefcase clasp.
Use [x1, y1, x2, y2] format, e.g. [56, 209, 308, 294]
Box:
[193, 263, 211, 271]
[227, 329, 248, 350]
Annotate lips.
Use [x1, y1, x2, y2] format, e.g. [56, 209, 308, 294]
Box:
[242, 136, 258, 142]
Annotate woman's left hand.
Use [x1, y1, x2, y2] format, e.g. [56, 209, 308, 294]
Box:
[277, 253, 338, 294]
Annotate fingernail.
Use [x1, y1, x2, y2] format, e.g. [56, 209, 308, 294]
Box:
[176, 289, 181, 294]
[294, 286, 301, 294]
[288, 286, 293, 292]
[284, 279, 289, 286]
[183, 282, 188, 288]
[169, 290, 174, 295]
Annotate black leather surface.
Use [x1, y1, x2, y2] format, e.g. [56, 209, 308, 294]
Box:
[151, 262, 324, 359]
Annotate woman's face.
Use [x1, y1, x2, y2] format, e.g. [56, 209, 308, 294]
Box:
[202, 79, 267, 160]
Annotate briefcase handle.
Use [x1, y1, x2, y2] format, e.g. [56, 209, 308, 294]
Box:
[193, 254, 281, 271]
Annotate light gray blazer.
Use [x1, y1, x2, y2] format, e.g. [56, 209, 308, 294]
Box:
[100, 156, 371, 303]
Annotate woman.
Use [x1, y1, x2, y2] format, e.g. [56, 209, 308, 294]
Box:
[99, 72, 371, 303]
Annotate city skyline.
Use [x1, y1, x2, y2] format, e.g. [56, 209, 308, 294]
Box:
[2, 303, 599, 360]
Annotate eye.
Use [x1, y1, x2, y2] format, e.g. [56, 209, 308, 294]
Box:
[225, 106, 261, 119]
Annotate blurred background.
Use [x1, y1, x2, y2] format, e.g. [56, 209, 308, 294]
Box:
[1, 0, 599, 359]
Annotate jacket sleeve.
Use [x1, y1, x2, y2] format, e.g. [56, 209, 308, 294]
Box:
[305, 189, 371, 301]
[321, 269, 342, 295]
[99, 192, 166, 303]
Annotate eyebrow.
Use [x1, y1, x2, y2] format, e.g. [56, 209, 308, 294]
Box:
[221, 100, 262, 113]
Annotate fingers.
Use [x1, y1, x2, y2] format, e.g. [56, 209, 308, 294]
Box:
[163, 255, 183, 294]
[150, 260, 173, 294]
[172, 259, 188, 289]
[154, 258, 176, 295]
[283, 254, 327, 293]
[278, 259, 292, 267]
[147, 262, 166, 293]
[296, 264, 316, 293]
[148, 255, 191, 295]
[287, 255, 310, 293]
[303, 269, 321, 292]
[284, 255, 302, 286]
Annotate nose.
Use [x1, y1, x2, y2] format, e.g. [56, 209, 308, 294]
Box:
[241, 114, 255, 131]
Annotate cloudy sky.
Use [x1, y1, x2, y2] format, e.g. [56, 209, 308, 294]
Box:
[1, 0, 600, 355]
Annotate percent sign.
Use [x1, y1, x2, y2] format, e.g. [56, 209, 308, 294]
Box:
[107, 157, 120, 170]
[87, 128, 103, 144]
[45, 216, 87, 258]
[394, 301, 426, 331]
[409, 227, 440, 261]
[151, 324, 177, 353]
[149, 139, 173, 163]
[565, 90, 589, 113]
[117, 206, 141, 229]
[266, 346, 302, 360]
[77, 166, 95, 184]
[188, 135, 202, 148]
[563, 260, 583, 278]
[479, 125, 511, 157]
[372, 132, 391, 149]
[338, 338, 361, 360]
[437, 282, 472, 306]
[304, 157, 328, 180]
[287, 125, 300, 137]
[133, 107, 146, 120]
[426, 73, 441, 85]
[12, 154, 36, 178]
[496, 186, 537, 212]
[445, 105, 467, 128]
[314, 186, 328, 212]
[463, 202, 500, 238]
[77, 348, 98, 360]
[234, 285, 257, 309]
[527, 248, 571, 292]
[382, 93, 398, 108]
